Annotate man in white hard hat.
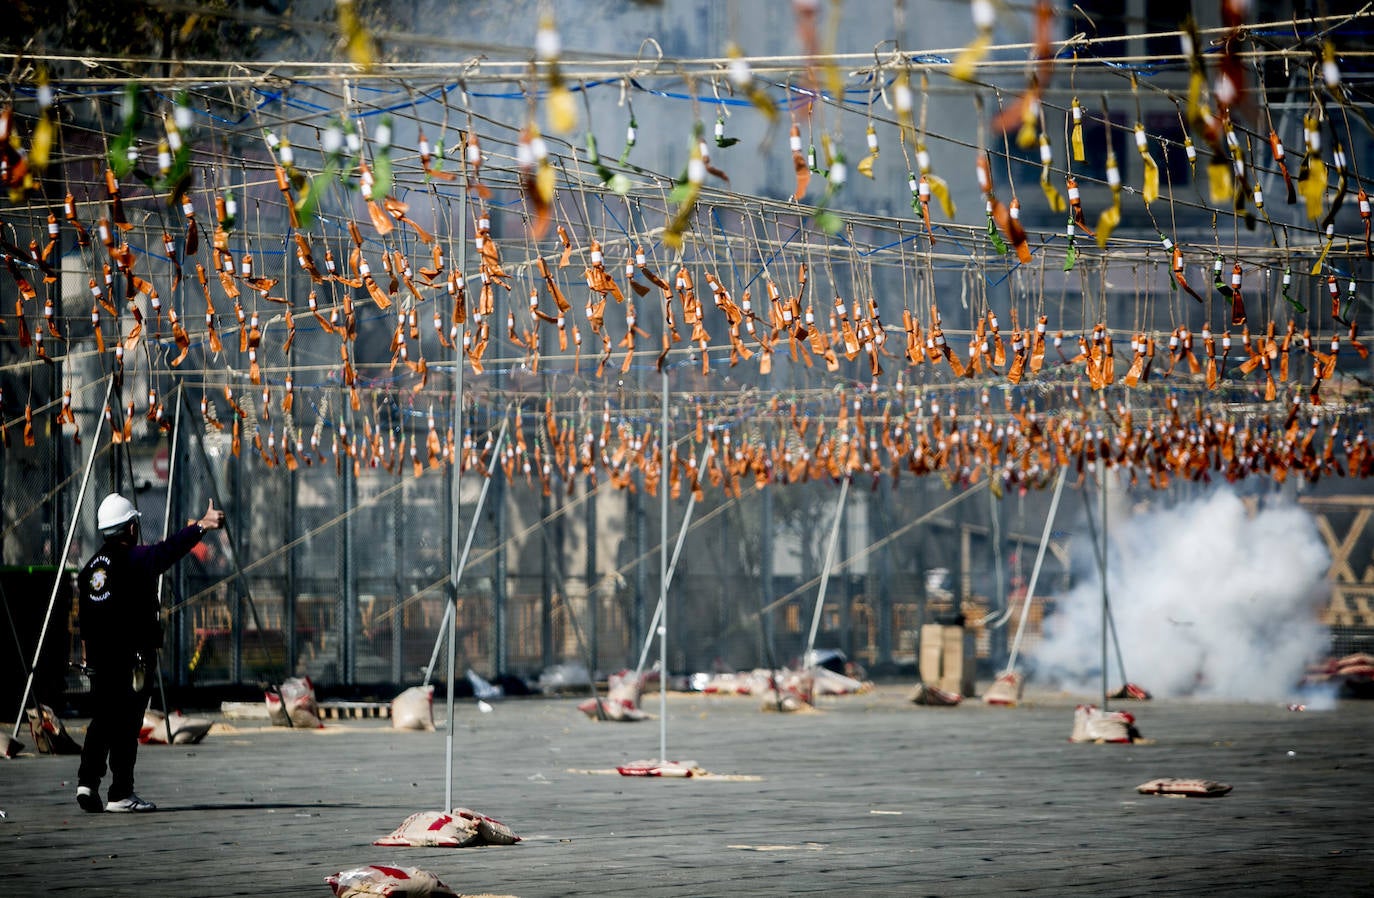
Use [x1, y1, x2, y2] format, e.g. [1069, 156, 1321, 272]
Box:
[75, 493, 225, 813]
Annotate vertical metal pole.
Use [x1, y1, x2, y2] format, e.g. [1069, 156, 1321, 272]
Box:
[341, 443, 356, 685]
[585, 476, 598, 677]
[1099, 466, 1109, 711]
[154, 388, 184, 743]
[658, 368, 669, 763]
[284, 266, 298, 683]
[541, 486, 554, 669]
[760, 482, 774, 662]
[805, 476, 850, 665]
[635, 443, 710, 677]
[445, 165, 468, 814]
[285, 447, 297, 679]
[231, 446, 243, 685]
[392, 472, 404, 685]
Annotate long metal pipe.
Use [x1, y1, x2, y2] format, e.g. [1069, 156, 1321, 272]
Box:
[444, 161, 469, 814]
[634, 442, 711, 678]
[1003, 466, 1068, 671]
[658, 367, 669, 763]
[805, 476, 850, 666]
[8, 375, 114, 752]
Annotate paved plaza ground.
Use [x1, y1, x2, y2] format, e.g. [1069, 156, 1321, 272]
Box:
[1, 684, 1371, 896]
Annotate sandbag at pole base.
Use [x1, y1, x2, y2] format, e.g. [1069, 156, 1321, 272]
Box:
[264, 676, 324, 728]
[982, 671, 1023, 706]
[374, 808, 521, 847]
[616, 759, 707, 777]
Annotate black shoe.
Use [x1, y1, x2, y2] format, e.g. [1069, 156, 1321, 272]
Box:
[76, 785, 103, 813]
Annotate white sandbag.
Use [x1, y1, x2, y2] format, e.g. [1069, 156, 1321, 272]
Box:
[325, 864, 460, 897]
[701, 672, 747, 695]
[1070, 704, 1140, 743]
[390, 686, 435, 731]
[982, 671, 1022, 706]
[265, 676, 323, 728]
[374, 811, 482, 848]
[811, 666, 871, 695]
[140, 708, 214, 745]
[373, 808, 521, 848]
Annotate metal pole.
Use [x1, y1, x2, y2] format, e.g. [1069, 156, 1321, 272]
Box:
[657, 368, 669, 763]
[805, 476, 850, 666]
[424, 420, 506, 685]
[9, 375, 114, 751]
[1004, 465, 1068, 672]
[635, 442, 710, 677]
[153, 386, 184, 743]
[1099, 466, 1109, 711]
[444, 167, 468, 814]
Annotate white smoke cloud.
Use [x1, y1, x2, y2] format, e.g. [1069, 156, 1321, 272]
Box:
[1029, 487, 1330, 702]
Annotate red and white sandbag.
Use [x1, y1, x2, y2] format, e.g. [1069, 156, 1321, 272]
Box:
[1136, 777, 1232, 797]
[616, 759, 705, 777]
[265, 676, 323, 728]
[390, 685, 436, 731]
[326, 864, 460, 897]
[374, 809, 520, 848]
[578, 669, 648, 721]
[981, 671, 1022, 706]
[1070, 704, 1140, 743]
[140, 708, 214, 745]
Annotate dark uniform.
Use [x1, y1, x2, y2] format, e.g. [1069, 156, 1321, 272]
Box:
[77, 524, 206, 804]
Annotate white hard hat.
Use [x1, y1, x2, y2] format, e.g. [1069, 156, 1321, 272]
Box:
[96, 493, 141, 532]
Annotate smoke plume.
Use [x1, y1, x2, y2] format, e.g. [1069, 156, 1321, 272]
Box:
[1029, 487, 1330, 702]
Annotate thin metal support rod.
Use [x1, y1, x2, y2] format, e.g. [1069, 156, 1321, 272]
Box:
[154, 385, 185, 743]
[657, 367, 669, 764]
[805, 476, 850, 666]
[634, 443, 711, 678]
[423, 420, 507, 686]
[1100, 468, 1109, 710]
[1004, 465, 1067, 672]
[444, 170, 469, 815]
[9, 375, 114, 752]
[1079, 469, 1126, 707]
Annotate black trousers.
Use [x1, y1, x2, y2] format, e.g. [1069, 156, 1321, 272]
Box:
[77, 663, 146, 802]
